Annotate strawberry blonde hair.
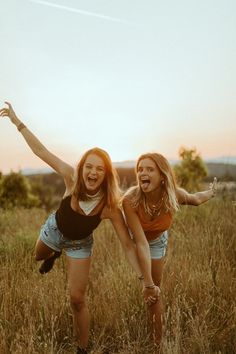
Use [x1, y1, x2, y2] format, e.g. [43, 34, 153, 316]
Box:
[72, 147, 120, 209]
[124, 153, 179, 213]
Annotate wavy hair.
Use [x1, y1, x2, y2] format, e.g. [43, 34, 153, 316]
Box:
[125, 153, 179, 213]
[72, 147, 120, 209]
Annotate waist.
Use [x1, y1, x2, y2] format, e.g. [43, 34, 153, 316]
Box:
[146, 230, 168, 242]
[147, 231, 168, 243]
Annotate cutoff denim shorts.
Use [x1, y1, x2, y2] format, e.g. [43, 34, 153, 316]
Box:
[39, 213, 93, 259]
[148, 231, 168, 259]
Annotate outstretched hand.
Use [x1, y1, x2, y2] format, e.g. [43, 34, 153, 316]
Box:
[0, 101, 17, 123]
[209, 177, 217, 197]
[143, 285, 161, 306]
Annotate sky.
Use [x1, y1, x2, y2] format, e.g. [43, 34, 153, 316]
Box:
[0, 0, 236, 173]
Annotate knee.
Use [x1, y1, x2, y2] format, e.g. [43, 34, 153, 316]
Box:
[34, 251, 50, 261]
[35, 253, 44, 261]
[70, 291, 86, 311]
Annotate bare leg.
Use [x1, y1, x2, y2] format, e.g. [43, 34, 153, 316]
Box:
[148, 258, 165, 348]
[35, 238, 56, 261]
[67, 257, 91, 349]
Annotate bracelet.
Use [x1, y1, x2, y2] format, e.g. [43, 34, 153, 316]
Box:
[17, 123, 26, 132]
[144, 284, 155, 289]
[138, 275, 144, 281]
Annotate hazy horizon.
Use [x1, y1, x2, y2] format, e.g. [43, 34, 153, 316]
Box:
[1, 154, 236, 176]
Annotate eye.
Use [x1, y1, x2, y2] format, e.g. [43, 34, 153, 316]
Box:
[97, 167, 105, 173]
[147, 167, 154, 172]
[137, 167, 143, 173]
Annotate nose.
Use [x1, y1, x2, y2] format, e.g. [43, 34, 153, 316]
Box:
[140, 169, 147, 177]
[90, 167, 97, 175]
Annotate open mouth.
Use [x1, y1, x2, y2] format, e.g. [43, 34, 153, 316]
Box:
[140, 178, 150, 190]
[87, 176, 98, 186]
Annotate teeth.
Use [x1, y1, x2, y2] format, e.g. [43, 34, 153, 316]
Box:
[141, 180, 150, 184]
[87, 178, 97, 185]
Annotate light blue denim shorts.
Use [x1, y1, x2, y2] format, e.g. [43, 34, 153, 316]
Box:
[148, 231, 168, 259]
[39, 213, 93, 259]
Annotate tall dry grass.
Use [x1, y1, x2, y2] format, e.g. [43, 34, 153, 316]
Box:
[0, 198, 235, 354]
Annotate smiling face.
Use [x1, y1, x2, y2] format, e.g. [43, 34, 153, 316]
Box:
[137, 157, 163, 193]
[82, 153, 106, 195]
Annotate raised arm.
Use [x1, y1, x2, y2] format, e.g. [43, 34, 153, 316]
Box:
[176, 177, 217, 205]
[0, 102, 74, 187]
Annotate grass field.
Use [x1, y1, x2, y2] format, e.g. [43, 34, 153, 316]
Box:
[0, 197, 235, 354]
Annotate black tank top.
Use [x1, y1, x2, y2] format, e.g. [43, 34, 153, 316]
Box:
[55, 195, 103, 240]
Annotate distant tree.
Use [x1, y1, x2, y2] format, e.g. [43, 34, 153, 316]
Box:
[30, 175, 54, 210]
[0, 171, 40, 208]
[174, 147, 208, 191]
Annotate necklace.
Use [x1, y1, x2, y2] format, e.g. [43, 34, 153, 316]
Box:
[86, 189, 102, 199]
[144, 196, 164, 217]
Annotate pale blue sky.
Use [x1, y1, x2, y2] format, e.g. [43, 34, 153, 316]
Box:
[1, 0, 236, 173]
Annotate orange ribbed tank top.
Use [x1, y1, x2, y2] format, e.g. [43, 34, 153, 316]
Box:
[137, 204, 173, 240]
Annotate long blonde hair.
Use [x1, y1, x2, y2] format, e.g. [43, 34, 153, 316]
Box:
[125, 153, 179, 213]
[72, 147, 120, 209]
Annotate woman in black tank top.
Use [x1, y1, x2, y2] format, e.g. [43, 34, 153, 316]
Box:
[0, 102, 160, 354]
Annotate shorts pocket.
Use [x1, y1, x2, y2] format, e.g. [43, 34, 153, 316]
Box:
[161, 232, 168, 245]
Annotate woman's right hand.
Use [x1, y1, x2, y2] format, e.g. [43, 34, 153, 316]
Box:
[0, 101, 18, 124]
[143, 285, 161, 306]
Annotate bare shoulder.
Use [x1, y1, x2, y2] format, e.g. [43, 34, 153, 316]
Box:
[122, 195, 131, 207]
[122, 196, 138, 216]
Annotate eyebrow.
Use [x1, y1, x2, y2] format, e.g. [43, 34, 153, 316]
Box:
[85, 163, 105, 168]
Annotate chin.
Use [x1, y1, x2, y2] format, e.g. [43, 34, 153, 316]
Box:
[86, 185, 100, 193]
[142, 186, 155, 194]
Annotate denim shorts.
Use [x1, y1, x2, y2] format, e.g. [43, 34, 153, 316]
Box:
[39, 213, 93, 259]
[148, 231, 168, 259]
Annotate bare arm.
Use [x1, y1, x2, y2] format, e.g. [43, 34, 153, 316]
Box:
[0, 102, 74, 188]
[122, 199, 155, 285]
[176, 177, 217, 205]
[102, 206, 142, 277]
[105, 203, 160, 303]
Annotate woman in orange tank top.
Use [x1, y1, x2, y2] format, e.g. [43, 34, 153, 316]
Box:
[123, 152, 217, 350]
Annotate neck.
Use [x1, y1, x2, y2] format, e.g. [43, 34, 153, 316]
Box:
[144, 187, 163, 204]
[86, 189, 102, 197]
